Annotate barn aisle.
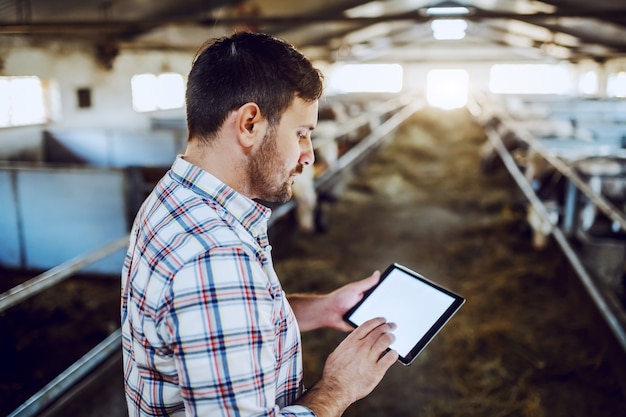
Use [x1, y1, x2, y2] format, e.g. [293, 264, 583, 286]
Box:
[272, 107, 626, 417]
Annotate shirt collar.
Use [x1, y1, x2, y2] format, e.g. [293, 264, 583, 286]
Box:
[169, 155, 272, 239]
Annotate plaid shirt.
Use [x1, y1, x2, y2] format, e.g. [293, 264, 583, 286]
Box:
[121, 156, 314, 417]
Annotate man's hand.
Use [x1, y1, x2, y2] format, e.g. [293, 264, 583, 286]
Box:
[297, 317, 399, 417]
[323, 270, 381, 331]
[288, 271, 381, 332]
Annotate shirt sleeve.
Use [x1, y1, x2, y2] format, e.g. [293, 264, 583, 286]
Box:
[160, 246, 315, 417]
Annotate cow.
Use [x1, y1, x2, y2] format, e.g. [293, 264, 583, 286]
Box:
[521, 148, 564, 250]
[291, 104, 342, 233]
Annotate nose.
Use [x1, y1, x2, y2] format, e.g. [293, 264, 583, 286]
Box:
[299, 136, 315, 166]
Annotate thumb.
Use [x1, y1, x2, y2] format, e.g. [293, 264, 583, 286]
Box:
[357, 270, 381, 292]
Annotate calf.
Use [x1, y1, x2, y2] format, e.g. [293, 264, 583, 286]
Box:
[574, 156, 626, 237]
[521, 148, 565, 250]
[292, 163, 318, 233]
[291, 106, 341, 233]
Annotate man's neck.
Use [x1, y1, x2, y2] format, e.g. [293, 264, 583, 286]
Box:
[183, 139, 252, 199]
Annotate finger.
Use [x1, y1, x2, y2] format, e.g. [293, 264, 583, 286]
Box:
[377, 349, 399, 369]
[358, 270, 381, 291]
[351, 317, 387, 339]
[348, 271, 381, 296]
[370, 323, 396, 355]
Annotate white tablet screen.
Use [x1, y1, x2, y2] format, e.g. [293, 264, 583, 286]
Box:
[347, 267, 458, 358]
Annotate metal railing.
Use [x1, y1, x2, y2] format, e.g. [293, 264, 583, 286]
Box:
[8, 330, 123, 417]
[0, 237, 128, 313]
[467, 93, 626, 354]
[271, 93, 424, 224]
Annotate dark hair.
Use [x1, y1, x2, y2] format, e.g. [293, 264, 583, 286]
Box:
[185, 32, 324, 142]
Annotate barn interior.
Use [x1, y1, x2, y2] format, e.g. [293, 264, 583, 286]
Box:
[2, 0, 626, 416]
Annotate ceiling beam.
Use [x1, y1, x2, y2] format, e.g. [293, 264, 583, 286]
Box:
[1, 9, 626, 35]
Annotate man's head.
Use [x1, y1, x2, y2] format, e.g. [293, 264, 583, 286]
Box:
[246, 95, 318, 203]
[185, 31, 324, 143]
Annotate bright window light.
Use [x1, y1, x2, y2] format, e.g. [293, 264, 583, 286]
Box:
[132, 73, 158, 112]
[431, 19, 467, 40]
[328, 64, 403, 94]
[578, 70, 598, 95]
[132, 72, 185, 112]
[426, 6, 470, 15]
[0, 76, 47, 128]
[426, 69, 469, 110]
[489, 64, 571, 94]
[607, 71, 626, 98]
[157, 73, 185, 110]
[0, 79, 10, 127]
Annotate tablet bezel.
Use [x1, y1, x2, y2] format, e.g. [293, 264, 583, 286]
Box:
[343, 263, 465, 366]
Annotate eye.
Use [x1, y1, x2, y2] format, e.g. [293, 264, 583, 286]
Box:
[297, 131, 309, 141]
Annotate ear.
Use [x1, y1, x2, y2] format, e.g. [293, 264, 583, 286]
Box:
[235, 102, 267, 149]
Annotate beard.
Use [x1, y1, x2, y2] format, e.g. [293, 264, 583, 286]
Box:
[248, 126, 303, 203]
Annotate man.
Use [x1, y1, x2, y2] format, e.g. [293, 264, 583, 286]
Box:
[121, 31, 398, 417]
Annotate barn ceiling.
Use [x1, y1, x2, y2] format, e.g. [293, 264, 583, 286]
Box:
[1, 0, 626, 64]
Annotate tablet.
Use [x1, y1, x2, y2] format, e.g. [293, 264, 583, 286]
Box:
[344, 263, 465, 365]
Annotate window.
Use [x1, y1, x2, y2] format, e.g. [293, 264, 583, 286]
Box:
[327, 64, 403, 94]
[489, 64, 571, 94]
[0, 76, 47, 128]
[131, 72, 185, 112]
[578, 70, 598, 95]
[431, 19, 467, 40]
[426, 69, 469, 109]
[607, 71, 626, 98]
